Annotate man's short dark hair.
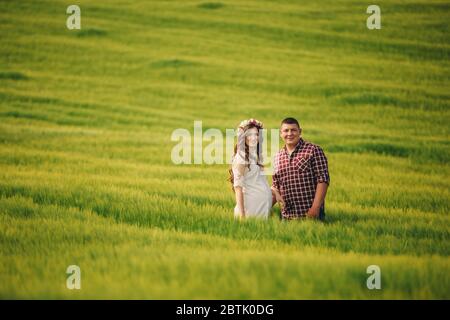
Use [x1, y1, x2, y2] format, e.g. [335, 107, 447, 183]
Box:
[281, 117, 300, 128]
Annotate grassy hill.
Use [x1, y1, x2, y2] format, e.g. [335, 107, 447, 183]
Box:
[0, 0, 449, 299]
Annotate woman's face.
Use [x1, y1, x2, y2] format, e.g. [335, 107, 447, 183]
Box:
[245, 127, 259, 147]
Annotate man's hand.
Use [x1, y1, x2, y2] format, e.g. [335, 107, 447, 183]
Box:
[306, 206, 320, 219]
[275, 193, 285, 208]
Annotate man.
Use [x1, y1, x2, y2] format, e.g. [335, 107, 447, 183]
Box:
[272, 117, 330, 220]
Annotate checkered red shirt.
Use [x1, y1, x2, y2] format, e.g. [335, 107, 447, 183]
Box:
[272, 138, 330, 219]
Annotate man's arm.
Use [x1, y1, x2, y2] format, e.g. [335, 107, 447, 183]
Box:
[271, 186, 284, 208]
[307, 146, 330, 218]
[307, 182, 328, 218]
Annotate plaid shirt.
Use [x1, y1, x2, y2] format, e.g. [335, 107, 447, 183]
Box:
[272, 138, 330, 219]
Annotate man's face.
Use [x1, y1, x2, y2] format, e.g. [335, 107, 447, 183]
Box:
[280, 123, 301, 145]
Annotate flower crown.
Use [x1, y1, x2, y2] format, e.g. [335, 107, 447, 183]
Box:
[238, 118, 264, 130]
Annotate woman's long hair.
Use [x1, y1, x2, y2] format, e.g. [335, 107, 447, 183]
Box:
[228, 124, 264, 193]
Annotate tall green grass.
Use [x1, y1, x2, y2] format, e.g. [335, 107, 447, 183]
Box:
[0, 0, 449, 299]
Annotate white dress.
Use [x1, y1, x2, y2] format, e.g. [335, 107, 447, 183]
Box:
[232, 157, 272, 219]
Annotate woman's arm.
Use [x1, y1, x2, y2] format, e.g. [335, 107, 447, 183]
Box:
[232, 163, 246, 219]
[235, 186, 245, 218]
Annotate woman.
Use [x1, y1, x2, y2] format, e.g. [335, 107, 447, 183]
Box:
[228, 119, 282, 219]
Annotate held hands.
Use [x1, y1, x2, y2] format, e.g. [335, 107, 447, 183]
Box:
[271, 187, 285, 208]
[271, 186, 323, 219]
[272, 187, 321, 219]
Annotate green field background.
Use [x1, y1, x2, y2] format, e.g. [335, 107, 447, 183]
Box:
[0, 0, 449, 299]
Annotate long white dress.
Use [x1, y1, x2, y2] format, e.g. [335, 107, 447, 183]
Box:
[232, 157, 272, 219]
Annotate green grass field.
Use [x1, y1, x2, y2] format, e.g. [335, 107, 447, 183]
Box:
[0, 0, 449, 299]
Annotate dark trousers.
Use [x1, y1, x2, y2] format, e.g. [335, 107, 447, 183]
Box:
[318, 206, 326, 221]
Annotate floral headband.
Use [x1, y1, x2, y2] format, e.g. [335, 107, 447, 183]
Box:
[238, 118, 264, 130]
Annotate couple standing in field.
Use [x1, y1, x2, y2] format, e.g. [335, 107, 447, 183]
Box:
[229, 117, 330, 221]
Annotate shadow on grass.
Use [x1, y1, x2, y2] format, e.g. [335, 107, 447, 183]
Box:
[197, 2, 225, 10]
[0, 71, 29, 81]
[75, 28, 108, 37]
[328, 142, 449, 164]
